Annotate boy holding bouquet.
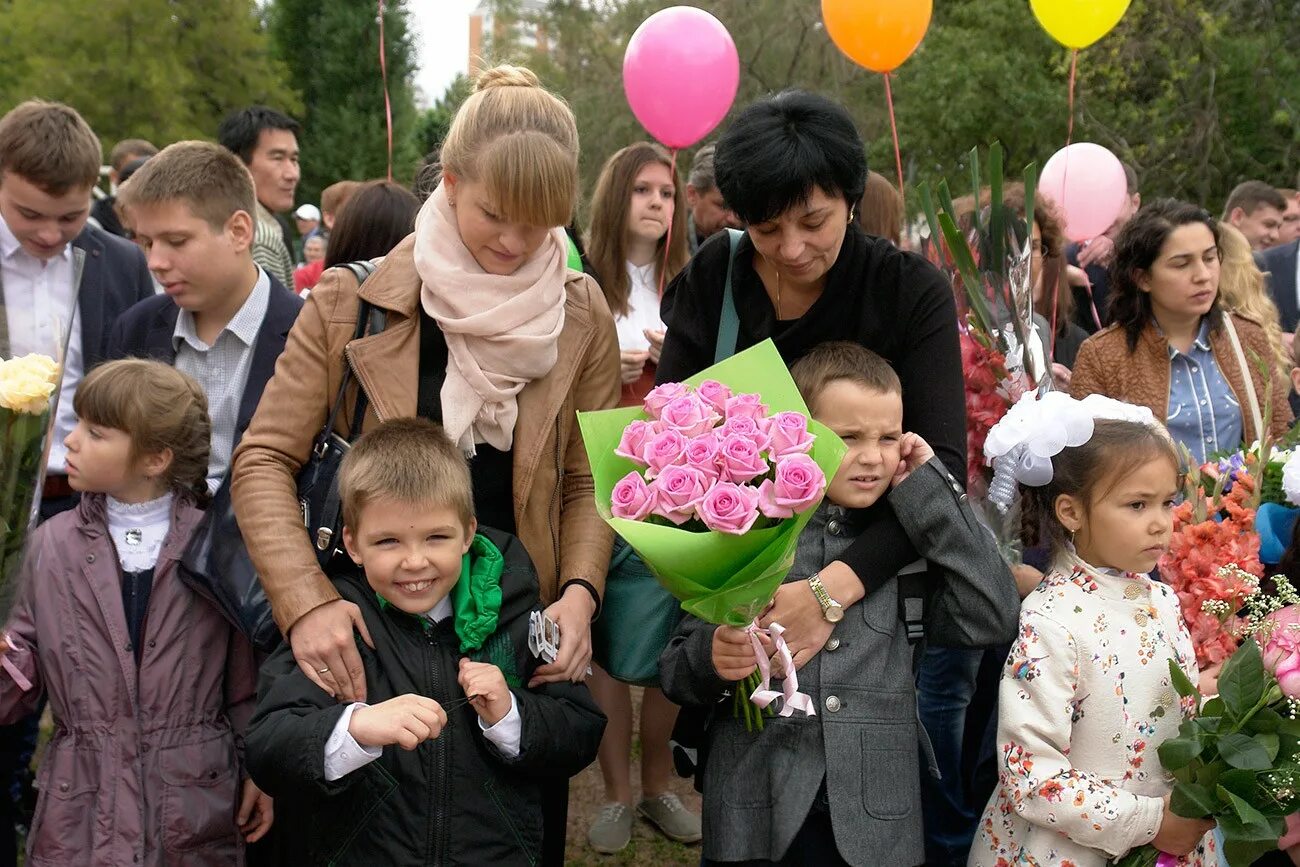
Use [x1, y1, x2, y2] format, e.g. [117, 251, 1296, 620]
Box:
[658, 342, 1019, 867]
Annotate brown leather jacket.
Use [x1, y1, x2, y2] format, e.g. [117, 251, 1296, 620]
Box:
[230, 236, 621, 634]
[1070, 313, 1292, 444]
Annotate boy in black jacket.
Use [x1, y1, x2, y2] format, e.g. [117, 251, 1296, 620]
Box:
[246, 418, 605, 866]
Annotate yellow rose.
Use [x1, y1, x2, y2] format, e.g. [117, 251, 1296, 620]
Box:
[0, 354, 60, 415]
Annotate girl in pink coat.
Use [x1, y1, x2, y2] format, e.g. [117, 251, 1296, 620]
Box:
[0, 360, 271, 866]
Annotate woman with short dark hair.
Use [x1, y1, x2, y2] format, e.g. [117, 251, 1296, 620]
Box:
[1070, 199, 1291, 461]
[656, 89, 967, 674]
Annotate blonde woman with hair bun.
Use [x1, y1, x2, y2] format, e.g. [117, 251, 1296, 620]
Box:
[231, 63, 619, 864]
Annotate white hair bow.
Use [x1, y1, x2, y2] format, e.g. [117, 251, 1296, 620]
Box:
[984, 392, 1159, 512]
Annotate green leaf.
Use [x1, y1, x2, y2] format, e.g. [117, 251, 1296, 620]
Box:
[1276, 716, 1300, 737]
[1221, 788, 1270, 828]
[1250, 707, 1284, 733]
[1158, 735, 1205, 771]
[1257, 732, 1281, 762]
[1194, 715, 1221, 734]
[1220, 639, 1266, 719]
[1194, 761, 1223, 791]
[1169, 658, 1200, 699]
[1218, 733, 1273, 770]
[1224, 837, 1284, 867]
[1203, 697, 1226, 719]
[1217, 768, 1260, 800]
[1170, 781, 1217, 817]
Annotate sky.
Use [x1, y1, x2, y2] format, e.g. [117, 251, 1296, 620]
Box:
[410, 0, 480, 106]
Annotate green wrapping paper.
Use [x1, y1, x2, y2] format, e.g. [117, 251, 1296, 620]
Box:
[578, 340, 847, 627]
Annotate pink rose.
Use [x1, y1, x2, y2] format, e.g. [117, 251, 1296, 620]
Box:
[757, 454, 827, 518]
[650, 465, 712, 525]
[720, 414, 771, 452]
[615, 419, 658, 465]
[610, 471, 655, 521]
[697, 380, 733, 415]
[767, 411, 816, 457]
[642, 428, 689, 479]
[697, 482, 762, 535]
[725, 392, 768, 422]
[684, 432, 723, 481]
[658, 393, 720, 439]
[643, 382, 690, 420]
[1264, 605, 1300, 699]
[719, 434, 769, 484]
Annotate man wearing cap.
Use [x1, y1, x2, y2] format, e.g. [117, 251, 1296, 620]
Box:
[293, 203, 321, 261]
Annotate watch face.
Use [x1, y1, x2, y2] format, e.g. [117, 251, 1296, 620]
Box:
[826, 604, 845, 623]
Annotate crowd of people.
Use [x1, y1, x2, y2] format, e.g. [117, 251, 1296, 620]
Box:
[1, 56, 1299, 867]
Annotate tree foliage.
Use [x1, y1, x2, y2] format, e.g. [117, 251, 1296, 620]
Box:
[0, 0, 299, 156]
[476, 0, 1298, 218]
[268, 0, 421, 202]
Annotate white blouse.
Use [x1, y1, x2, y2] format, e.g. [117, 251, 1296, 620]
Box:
[614, 261, 666, 353]
[106, 492, 174, 572]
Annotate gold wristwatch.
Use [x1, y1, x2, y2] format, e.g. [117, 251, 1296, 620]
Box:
[807, 572, 844, 623]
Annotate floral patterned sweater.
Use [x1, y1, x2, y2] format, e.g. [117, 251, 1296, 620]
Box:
[970, 551, 1216, 866]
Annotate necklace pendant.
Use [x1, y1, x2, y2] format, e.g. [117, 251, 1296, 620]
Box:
[124, 528, 143, 547]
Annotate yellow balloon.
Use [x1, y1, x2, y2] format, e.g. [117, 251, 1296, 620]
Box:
[1029, 0, 1131, 49]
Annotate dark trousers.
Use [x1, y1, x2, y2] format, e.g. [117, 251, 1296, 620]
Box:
[699, 807, 850, 867]
[541, 777, 567, 866]
[915, 646, 983, 867]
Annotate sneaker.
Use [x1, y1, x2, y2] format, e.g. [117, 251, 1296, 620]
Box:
[588, 802, 633, 854]
[637, 792, 702, 844]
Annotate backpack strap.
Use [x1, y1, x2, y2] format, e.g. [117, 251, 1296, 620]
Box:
[713, 229, 745, 364]
[317, 260, 385, 449]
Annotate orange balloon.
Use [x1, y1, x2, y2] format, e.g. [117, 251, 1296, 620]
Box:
[821, 0, 934, 73]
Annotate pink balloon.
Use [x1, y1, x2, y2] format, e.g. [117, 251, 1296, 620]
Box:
[1038, 142, 1128, 242]
[623, 6, 740, 149]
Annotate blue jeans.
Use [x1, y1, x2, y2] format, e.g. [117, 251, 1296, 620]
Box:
[916, 645, 984, 867]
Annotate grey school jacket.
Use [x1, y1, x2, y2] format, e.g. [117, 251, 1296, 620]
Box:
[659, 458, 1019, 867]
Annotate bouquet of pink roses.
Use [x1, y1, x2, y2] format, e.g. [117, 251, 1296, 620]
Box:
[578, 341, 846, 725]
[608, 380, 827, 534]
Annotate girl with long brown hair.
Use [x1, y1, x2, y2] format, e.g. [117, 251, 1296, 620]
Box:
[586, 142, 690, 406]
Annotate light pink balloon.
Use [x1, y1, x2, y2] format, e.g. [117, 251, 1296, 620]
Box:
[1038, 142, 1128, 242]
[623, 6, 740, 150]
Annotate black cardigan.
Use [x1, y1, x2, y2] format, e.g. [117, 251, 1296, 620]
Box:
[656, 226, 967, 596]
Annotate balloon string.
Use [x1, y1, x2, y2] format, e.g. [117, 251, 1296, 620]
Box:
[658, 147, 679, 298]
[883, 72, 905, 205]
[1066, 49, 1078, 146]
[1049, 271, 1060, 371]
[378, 0, 394, 182]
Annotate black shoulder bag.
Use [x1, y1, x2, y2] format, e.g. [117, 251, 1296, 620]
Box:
[179, 261, 384, 651]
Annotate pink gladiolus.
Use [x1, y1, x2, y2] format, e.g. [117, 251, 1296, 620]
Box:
[720, 414, 771, 453]
[757, 454, 827, 518]
[610, 471, 655, 521]
[1263, 605, 1300, 699]
[684, 432, 723, 481]
[724, 392, 768, 422]
[658, 393, 720, 439]
[767, 411, 816, 457]
[642, 428, 689, 480]
[650, 465, 712, 525]
[697, 379, 733, 415]
[697, 482, 761, 535]
[719, 434, 769, 484]
[643, 382, 689, 419]
[615, 419, 658, 464]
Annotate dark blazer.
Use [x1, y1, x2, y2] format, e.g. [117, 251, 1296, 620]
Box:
[105, 273, 302, 438]
[1259, 239, 1300, 334]
[68, 224, 155, 368]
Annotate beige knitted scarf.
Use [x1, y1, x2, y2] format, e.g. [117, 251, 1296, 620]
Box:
[414, 183, 567, 454]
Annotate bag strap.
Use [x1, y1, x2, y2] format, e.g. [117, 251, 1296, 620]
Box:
[316, 261, 383, 452]
[1223, 314, 1264, 440]
[713, 229, 745, 364]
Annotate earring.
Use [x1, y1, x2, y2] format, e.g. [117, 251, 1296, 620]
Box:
[848, 205, 857, 224]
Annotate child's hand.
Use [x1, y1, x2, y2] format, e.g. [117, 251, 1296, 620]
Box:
[711, 625, 771, 681]
[891, 433, 935, 488]
[1198, 660, 1225, 697]
[1012, 565, 1044, 599]
[237, 778, 274, 843]
[457, 659, 512, 727]
[348, 694, 447, 749]
[1152, 796, 1215, 856]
